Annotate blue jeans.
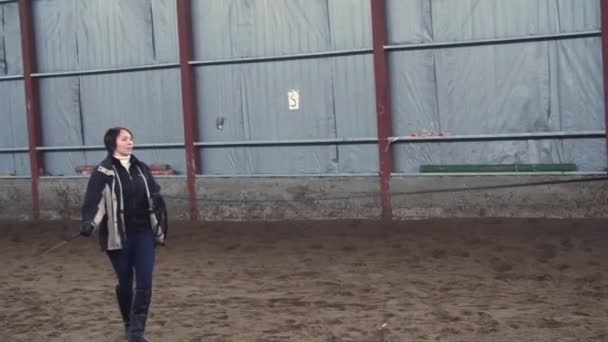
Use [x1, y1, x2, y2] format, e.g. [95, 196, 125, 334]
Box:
[107, 229, 155, 290]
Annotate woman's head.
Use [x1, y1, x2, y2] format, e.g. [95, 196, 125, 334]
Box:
[104, 127, 134, 156]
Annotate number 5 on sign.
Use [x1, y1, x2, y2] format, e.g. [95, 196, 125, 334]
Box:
[288, 89, 300, 110]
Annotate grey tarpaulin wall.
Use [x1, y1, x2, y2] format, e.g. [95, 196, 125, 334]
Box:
[193, 0, 378, 174]
[0, 2, 29, 176]
[33, 0, 184, 176]
[388, 0, 604, 172]
[0, 0, 604, 176]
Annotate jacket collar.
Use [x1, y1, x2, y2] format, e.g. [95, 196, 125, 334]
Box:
[101, 154, 142, 169]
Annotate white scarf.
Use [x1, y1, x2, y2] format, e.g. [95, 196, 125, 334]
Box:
[113, 153, 131, 170]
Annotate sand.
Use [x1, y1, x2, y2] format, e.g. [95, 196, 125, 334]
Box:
[1, 219, 606, 341]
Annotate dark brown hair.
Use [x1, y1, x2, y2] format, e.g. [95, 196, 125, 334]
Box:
[103, 127, 133, 154]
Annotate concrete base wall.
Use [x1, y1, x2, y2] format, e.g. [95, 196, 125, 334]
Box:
[390, 175, 608, 219]
[1, 175, 607, 221]
[0, 179, 33, 221]
[194, 176, 381, 221]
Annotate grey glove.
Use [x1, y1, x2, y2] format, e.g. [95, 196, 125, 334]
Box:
[80, 221, 95, 237]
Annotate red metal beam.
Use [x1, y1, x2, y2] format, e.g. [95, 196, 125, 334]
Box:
[176, 0, 201, 221]
[18, 0, 43, 220]
[370, 0, 394, 220]
[601, 0, 608, 173]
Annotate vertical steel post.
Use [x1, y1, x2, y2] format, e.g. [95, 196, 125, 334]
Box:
[176, 0, 201, 220]
[370, 0, 394, 220]
[18, 0, 43, 219]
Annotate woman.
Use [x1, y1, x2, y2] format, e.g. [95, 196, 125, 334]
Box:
[80, 127, 166, 342]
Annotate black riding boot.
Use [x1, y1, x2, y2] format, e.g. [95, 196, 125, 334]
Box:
[115, 285, 132, 336]
[128, 288, 152, 342]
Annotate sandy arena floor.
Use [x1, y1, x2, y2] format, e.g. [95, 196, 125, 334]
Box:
[1, 219, 606, 341]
